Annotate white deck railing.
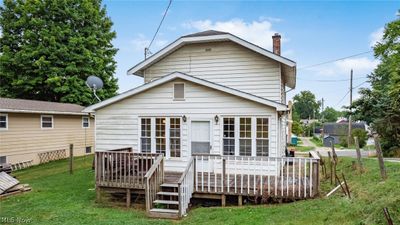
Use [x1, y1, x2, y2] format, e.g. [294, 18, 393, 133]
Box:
[193, 154, 320, 198]
[178, 157, 195, 217]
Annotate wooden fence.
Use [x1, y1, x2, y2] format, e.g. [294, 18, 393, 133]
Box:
[38, 149, 66, 164]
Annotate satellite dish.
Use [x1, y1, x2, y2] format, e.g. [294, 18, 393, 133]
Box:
[86, 75, 103, 90]
[86, 75, 103, 102]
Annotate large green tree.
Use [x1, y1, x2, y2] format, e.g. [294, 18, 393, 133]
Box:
[351, 15, 400, 156]
[0, 0, 118, 106]
[292, 90, 321, 120]
[321, 106, 343, 122]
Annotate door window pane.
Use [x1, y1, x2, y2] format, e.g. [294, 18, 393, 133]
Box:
[170, 118, 181, 157]
[239, 118, 252, 156]
[256, 118, 269, 156]
[141, 118, 151, 152]
[223, 118, 235, 155]
[156, 118, 166, 155]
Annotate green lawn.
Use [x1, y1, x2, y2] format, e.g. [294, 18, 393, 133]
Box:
[293, 145, 315, 152]
[1, 155, 399, 225]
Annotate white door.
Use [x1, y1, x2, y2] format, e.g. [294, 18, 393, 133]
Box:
[191, 121, 211, 155]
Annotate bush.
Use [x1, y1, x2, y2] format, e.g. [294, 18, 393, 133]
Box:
[351, 128, 368, 148]
[339, 136, 348, 148]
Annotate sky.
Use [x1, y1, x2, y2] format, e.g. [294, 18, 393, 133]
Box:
[103, 0, 398, 110]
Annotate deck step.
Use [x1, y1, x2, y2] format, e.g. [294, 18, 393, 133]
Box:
[154, 199, 179, 205]
[157, 191, 178, 196]
[149, 208, 179, 214]
[160, 183, 178, 188]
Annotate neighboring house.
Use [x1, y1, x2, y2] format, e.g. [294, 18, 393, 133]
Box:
[322, 122, 366, 146]
[0, 98, 94, 165]
[84, 30, 296, 171]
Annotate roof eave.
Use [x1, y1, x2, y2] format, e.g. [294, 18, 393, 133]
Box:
[0, 109, 88, 115]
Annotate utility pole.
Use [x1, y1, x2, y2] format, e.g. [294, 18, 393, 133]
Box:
[321, 98, 324, 138]
[348, 69, 353, 147]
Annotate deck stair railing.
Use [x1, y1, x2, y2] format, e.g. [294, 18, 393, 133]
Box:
[144, 154, 165, 213]
[178, 157, 195, 217]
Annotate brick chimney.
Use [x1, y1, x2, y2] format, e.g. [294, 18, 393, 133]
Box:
[272, 33, 281, 55]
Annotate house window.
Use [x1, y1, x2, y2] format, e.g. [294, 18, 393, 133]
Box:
[256, 118, 269, 156]
[41, 115, 53, 129]
[223, 118, 235, 155]
[140, 118, 151, 153]
[85, 146, 92, 154]
[170, 118, 181, 157]
[173, 83, 185, 100]
[0, 156, 6, 164]
[0, 114, 8, 130]
[155, 118, 166, 155]
[82, 117, 90, 128]
[239, 118, 252, 156]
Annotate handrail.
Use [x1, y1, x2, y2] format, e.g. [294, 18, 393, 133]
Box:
[144, 155, 163, 178]
[144, 154, 164, 213]
[178, 157, 195, 217]
[178, 157, 194, 184]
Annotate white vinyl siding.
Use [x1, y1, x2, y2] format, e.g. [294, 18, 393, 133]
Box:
[95, 79, 279, 171]
[144, 41, 282, 102]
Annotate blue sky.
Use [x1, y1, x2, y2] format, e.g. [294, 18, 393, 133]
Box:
[105, 0, 398, 110]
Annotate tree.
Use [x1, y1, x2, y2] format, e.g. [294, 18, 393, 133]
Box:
[321, 107, 343, 122]
[292, 91, 321, 120]
[0, 0, 118, 106]
[351, 16, 400, 156]
[351, 128, 368, 148]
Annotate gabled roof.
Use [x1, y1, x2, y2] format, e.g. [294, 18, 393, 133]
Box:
[0, 97, 87, 115]
[83, 72, 288, 113]
[127, 30, 297, 88]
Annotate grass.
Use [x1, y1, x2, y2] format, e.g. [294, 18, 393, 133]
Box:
[293, 145, 315, 152]
[1, 155, 399, 225]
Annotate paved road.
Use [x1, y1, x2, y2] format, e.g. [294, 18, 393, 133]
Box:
[298, 137, 400, 163]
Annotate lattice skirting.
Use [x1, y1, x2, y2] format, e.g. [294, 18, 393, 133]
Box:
[38, 149, 67, 164]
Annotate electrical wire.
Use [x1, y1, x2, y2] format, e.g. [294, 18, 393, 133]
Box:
[298, 50, 373, 70]
[297, 76, 366, 82]
[334, 81, 369, 107]
[147, 0, 172, 50]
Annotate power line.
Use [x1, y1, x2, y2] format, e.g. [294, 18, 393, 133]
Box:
[334, 80, 369, 107]
[298, 50, 373, 70]
[297, 76, 366, 82]
[145, 0, 172, 58]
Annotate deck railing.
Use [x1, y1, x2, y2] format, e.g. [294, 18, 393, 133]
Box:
[144, 155, 164, 213]
[178, 157, 195, 217]
[194, 153, 320, 199]
[95, 151, 160, 189]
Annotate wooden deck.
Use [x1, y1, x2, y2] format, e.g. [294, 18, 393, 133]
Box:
[95, 150, 320, 219]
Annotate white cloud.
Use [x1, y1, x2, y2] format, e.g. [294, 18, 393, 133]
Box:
[130, 33, 168, 52]
[182, 18, 284, 50]
[308, 57, 379, 76]
[369, 27, 384, 47]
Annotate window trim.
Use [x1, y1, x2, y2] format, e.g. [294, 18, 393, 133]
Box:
[82, 116, 90, 128]
[41, 115, 54, 129]
[0, 113, 8, 131]
[173, 82, 185, 101]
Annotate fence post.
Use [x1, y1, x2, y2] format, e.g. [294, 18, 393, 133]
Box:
[354, 137, 363, 172]
[374, 135, 387, 180]
[69, 144, 74, 175]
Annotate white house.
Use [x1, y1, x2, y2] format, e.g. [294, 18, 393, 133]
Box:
[84, 30, 296, 172]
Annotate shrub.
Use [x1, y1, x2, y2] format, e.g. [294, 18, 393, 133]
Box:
[351, 128, 368, 148]
[339, 136, 348, 148]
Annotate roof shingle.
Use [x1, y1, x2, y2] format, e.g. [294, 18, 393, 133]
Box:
[0, 97, 86, 114]
[182, 30, 229, 38]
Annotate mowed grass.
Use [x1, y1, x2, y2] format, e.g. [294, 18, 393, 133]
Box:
[1, 155, 399, 225]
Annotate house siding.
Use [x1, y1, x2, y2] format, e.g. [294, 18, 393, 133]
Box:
[95, 78, 279, 172]
[144, 41, 283, 102]
[0, 113, 94, 165]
